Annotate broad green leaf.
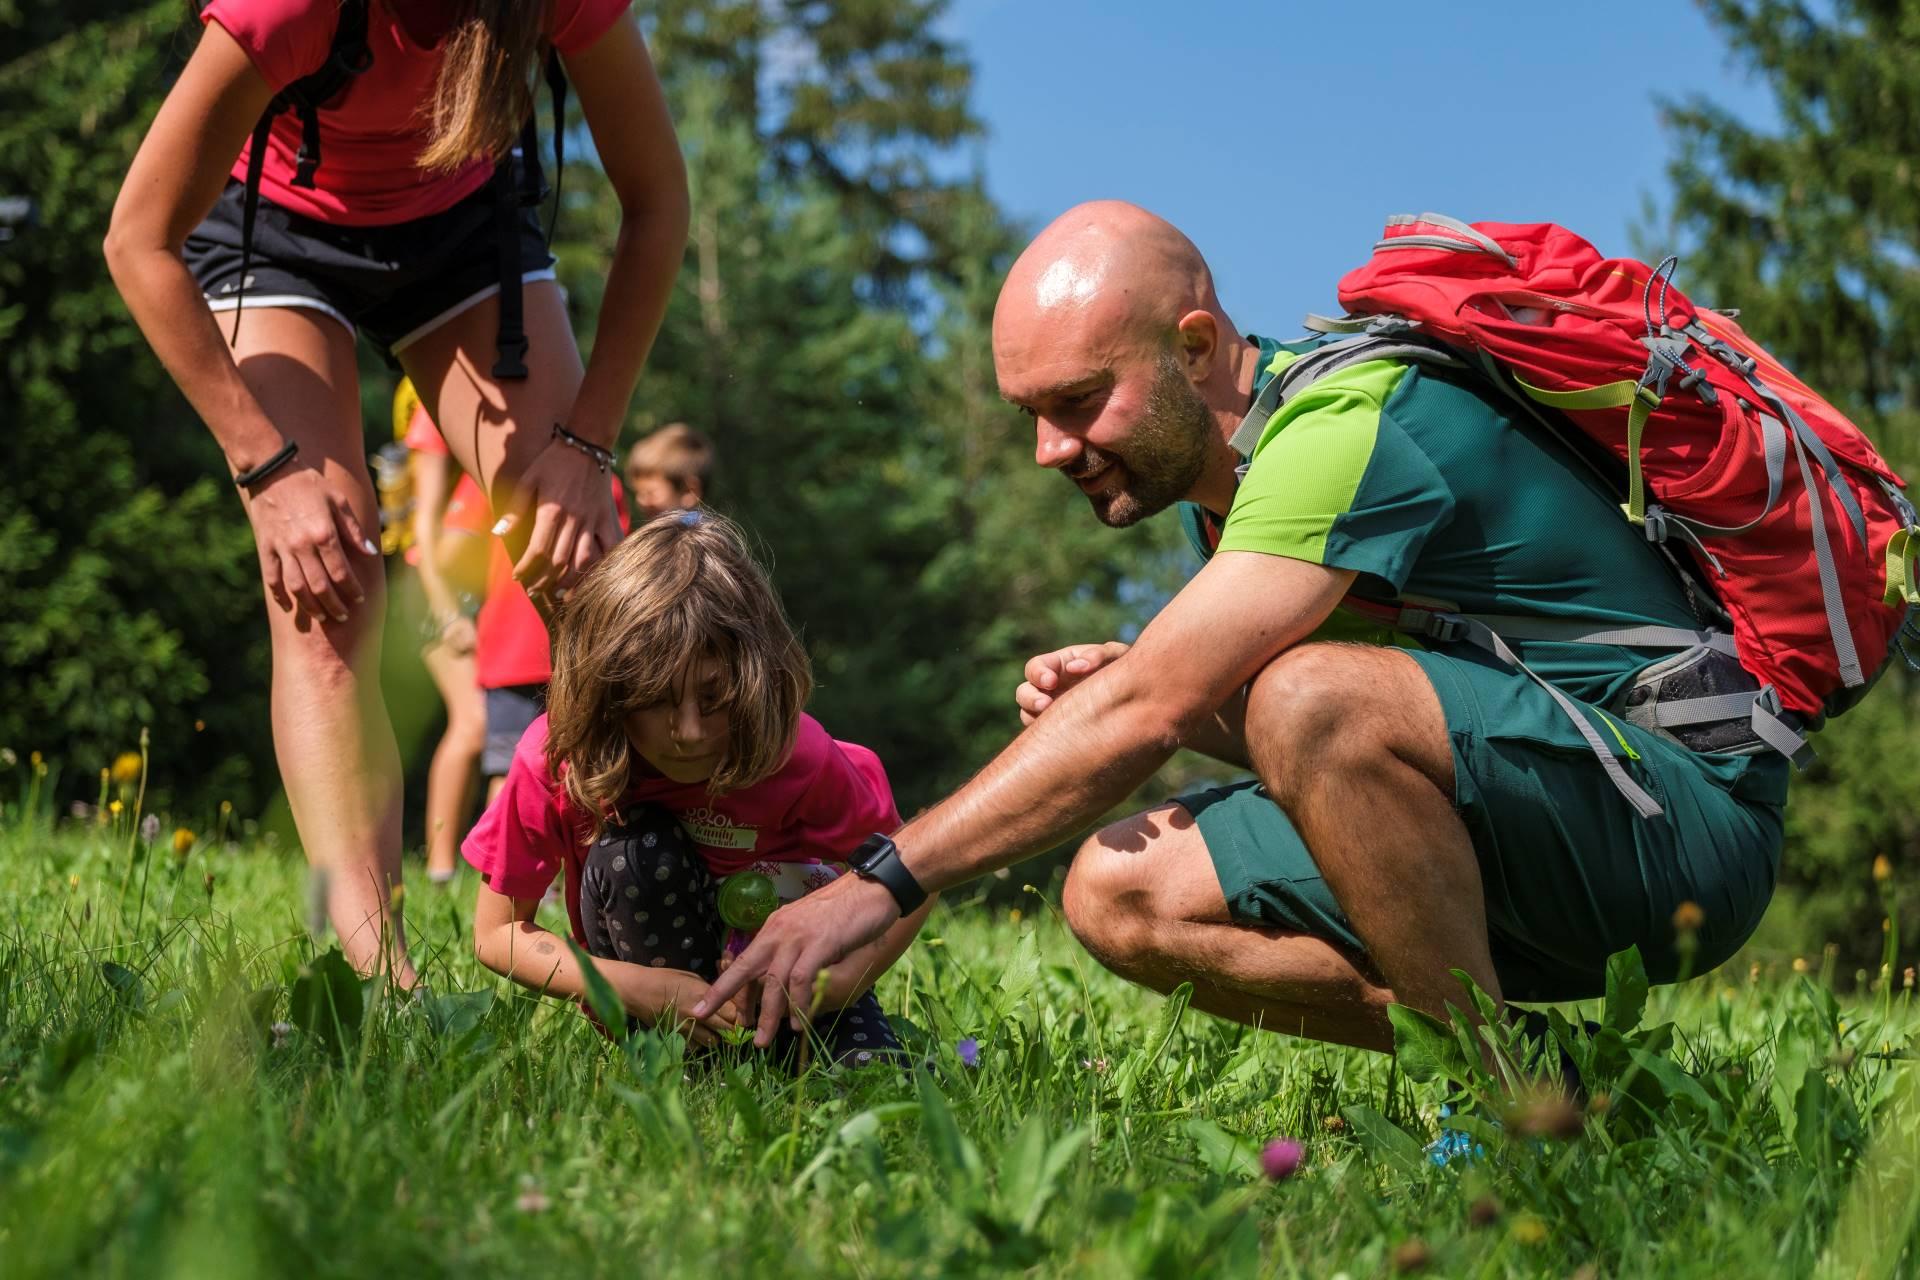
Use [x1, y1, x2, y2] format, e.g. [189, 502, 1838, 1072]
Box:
[1340, 1104, 1428, 1179]
[287, 947, 363, 1056]
[915, 1068, 982, 1184]
[1603, 946, 1649, 1035]
[1185, 1117, 1263, 1180]
[1389, 1003, 1472, 1085]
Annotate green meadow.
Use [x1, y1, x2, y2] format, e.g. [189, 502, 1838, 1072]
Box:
[3, 798, 1914, 1279]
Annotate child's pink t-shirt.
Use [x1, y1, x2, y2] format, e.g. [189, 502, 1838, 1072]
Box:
[201, 0, 631, 225]
[462, 713, 901, 944]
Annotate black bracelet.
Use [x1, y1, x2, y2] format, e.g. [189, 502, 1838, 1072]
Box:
[233, 439, 299, 490]
[551, 422, 616, 473]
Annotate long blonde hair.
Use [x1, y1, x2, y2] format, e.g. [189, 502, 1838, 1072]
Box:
[416, 0, 548, 174]
[545, 510, 813, 840]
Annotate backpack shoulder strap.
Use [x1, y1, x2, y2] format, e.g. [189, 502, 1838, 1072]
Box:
[1229, 330, 1461, 463]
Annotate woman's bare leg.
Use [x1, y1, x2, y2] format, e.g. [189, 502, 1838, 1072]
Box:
[397, 281, 591, 553]
[228, 306, 413, 982]
[420, 639, 484, 879]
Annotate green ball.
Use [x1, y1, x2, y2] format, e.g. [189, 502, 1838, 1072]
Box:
[716, 871, 779, 931]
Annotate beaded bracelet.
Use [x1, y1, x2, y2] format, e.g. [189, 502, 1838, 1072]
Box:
[551, 422, 616, 473]
[232, 439, 299, 490]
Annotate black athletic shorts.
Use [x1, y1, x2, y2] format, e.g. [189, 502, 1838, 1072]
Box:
[182, 175, 555, 360]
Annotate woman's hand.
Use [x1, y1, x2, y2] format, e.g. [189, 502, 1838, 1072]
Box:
[241, 462, 380, 624]
[1016, 641, 1130, 725]
[491, 440, 622, 599]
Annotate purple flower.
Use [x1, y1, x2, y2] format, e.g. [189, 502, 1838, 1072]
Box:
[1261, 1137, 1304, 1181]
[956, 1037, 980, 1068]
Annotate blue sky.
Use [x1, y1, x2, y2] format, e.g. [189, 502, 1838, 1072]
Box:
[937, 1, 1778, 338]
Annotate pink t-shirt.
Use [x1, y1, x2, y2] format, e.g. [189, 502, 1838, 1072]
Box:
[202, 0, 631, 225]
[463, 713, 901, 945]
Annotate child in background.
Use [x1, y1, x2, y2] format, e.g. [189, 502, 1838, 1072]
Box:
[625, 422, 714, 520]
[397, 381, 486, 882]
[464, 510, 927, 1063]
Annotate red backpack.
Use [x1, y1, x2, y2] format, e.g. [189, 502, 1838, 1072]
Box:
[1235, 213, 1919, 816]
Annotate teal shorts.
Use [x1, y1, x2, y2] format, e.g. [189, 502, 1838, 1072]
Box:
[1175, 648, 1789, 1002]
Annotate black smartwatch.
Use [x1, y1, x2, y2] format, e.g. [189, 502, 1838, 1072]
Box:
[848, 833, 927, 915]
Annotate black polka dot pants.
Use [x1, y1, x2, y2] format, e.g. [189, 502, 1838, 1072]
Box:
[578, 804, 901, 1068]
[579, 805, 722, 974]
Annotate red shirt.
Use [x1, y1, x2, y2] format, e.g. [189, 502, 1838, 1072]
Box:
[462, 713, 901, 943]
[440, 470, 627, 689]
[202, 0, 631, 225]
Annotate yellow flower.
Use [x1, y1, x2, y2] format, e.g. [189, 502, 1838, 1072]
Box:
[30, 750, 42, 768]
[194, 719, 205, 732]
[1792, 957, 1810, 974]
[108, 799, 124, 816]
[1874, 855, 1894, 883]
[68, 874, 79, 889]
[1007, 908, 1022, 925]
[1510, 1215, 1548, 1246]
[110, 752, 142, 785]
[219, 800, 233, 815]
[172, 828, 195, 857]
[1671, 901, 1704, 933]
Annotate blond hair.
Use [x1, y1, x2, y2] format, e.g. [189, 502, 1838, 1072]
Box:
[417, 1, 549, 175]
[625, 423, 716, 499]
[544, 510, 811, 839]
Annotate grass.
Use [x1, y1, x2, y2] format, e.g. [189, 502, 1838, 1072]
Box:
[2, 806, 1918, 1279]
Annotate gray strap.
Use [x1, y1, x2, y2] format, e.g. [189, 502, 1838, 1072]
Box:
[1458, 614, 1739, 655]
[1652, 691, 1765, 727]
[1231, 335, 1462, 463]
[1790, 425, 1867, 686]
[1229, 366, 1290, 462]
[1750, 689, 1816, 764]
[1453, 617, 1665, 818]
[1381, 212, 1519, 268]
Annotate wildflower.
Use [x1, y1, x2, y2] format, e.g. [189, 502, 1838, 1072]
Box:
[173, 828, 195, 858]
[1260, 1137, 1304, 1181]
[0, 748, 15, 768]
[111, 752, 142, 785]
[1007, 908, 1022, 925]
[139, 813, 160, 843]
[219, 800, 233, 815]
[270, 1021, 293, 1049]
[108, 800, 124, 817]
[1671, 900, 1704, 933]
[1468, 1195, 1501, 1228]
[955, 1037, 980, 1068]
[514, 1176, 550, 1213]
[1390, 1239, 1431, 1273]
[1875, 854, 1894, 883]
[68, 874, 79, 890]
[1904, 967, 1915, 991]
[1079, 1057, 1110, 1074]
[1321, 1114, 1346, 1134]
[194, 719, 205, 732]
[1510, 1215, 1548, 1246]
[30, 750, 42, 768]
[1749, 961, 1762, 982]
[1792, 957, 1809, 974]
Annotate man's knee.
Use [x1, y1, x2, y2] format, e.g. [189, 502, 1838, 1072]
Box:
[1062, 808, 1213, 968]
[1245, 644, 1448, 801]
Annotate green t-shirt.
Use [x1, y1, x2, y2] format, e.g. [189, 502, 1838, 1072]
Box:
[1179, 335, 1708, 709]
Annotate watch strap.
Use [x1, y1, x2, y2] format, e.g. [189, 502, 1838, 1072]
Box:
[851, 834, 926, 915]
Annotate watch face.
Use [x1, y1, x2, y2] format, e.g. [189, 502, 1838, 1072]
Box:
[852, 835, 889, 872]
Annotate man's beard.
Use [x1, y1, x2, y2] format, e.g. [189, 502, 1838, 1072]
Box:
[1061, 352, 1212, 528]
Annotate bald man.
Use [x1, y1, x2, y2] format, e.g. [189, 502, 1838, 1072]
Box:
[700, 202, 1786, 1057]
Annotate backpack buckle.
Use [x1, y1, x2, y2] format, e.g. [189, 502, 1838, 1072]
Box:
[1398, 608, 1468, 643]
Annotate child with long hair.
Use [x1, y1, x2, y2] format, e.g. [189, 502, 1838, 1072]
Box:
[464, 511, 929, 1062]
